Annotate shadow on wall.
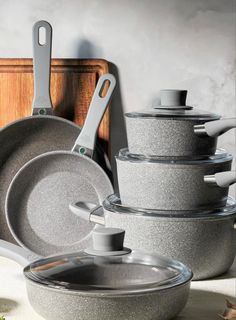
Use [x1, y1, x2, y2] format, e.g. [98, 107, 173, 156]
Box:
[175, 289, 235, 320]
[77, 39, 104, 58]
[77, 39, 127, 189]
[108, 62, 127, 192]
[77, 39, 127, 190]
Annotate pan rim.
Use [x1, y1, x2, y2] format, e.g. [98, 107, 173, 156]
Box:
[0, 114, 81, 132]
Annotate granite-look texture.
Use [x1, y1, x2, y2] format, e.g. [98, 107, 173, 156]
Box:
[104, 210, 236, 280]
[126, 118, 218, 158]
[6, 151, 113, 256]
[0, 117, 80, 244]
[116, 149, 232, 210]
[26, 279, 190, 320]
[0, 0, 234, 193]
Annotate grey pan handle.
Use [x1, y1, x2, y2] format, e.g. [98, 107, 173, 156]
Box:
[194, 118, 236, 137]
[204, 171, 236, 188]
[0, 240, 40, 267]
[69, 202, 105, 225]
[32, 20, 53, 116]
[72, 73, 116, 157]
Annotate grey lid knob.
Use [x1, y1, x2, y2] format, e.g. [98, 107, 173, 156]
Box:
[159, 90, 192, 110]
[85, 227, 131, 256]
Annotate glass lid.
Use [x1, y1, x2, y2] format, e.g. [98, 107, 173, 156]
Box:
[103, 194, 236, 218]
[125, 90, 220, 120]
[24, 228, 192, 295]
[117, 148, 232, 165]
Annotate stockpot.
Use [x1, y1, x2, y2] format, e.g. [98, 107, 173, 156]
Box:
[125, 90, 236, 158]
[116, 148, 236, 210]
[70, 195, 236, 280]
[0, 228, 192, 320]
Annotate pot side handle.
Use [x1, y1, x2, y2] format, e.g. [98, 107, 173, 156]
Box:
[0, 240, 40, 267]
[69, 202, 105, 225]
[194, 118, 236, 137]
[204, 171, 236, 188]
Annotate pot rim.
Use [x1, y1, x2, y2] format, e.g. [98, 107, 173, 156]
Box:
[116, 148, 232, 165]
[103, 194, 236, 220]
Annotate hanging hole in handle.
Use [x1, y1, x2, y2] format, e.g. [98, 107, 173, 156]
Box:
[38, 27, 46, 46]
[99, 80, 111, 98]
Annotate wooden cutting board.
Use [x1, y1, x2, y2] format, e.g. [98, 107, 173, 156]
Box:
[0, 58, 110, 154]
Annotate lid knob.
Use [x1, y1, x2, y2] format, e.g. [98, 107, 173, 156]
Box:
[159, 90, 191, 110]
[85, 227, 131, 256]
[93, 227, 125, 251]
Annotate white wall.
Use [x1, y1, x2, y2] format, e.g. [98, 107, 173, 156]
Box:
[0, 0, 235, 192]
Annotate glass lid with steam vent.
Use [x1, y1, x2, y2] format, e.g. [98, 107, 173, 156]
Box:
[24, 228, 192, 295]
[125, 90, 220, 120]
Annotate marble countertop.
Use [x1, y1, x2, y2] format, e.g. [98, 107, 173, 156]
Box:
[0, 257, 235, 320]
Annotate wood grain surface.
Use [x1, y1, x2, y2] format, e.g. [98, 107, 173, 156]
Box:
[0, 58, 110, 153]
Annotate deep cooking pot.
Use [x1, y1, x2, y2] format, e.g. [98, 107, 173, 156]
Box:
[70, 195, 236, 280]
[116, 148, 236, 210]
[0, 228, 192, 320]
[125, 90, 236, 158]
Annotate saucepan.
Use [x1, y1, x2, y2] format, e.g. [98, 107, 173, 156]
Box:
[125, 90, 236, 158]
[116, 148, 236, 210]
[70, 194, 236, 280]
[5, 73, 116, 256]
[0, 228, 192, 320]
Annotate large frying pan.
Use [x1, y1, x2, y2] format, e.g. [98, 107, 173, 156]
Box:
[6, 73, 116, 256]
[0, 21, 107, 243]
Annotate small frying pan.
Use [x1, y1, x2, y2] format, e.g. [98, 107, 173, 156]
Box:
[6, 73, 116, 256]
[0, 20, 109, 244]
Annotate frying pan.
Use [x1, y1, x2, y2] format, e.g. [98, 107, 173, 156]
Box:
[5, 73, 116, 256]
[0, 20, 108, 243]
[0, 228, 192, 320]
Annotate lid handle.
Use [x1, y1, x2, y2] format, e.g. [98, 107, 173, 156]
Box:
[93, 228, 125, 252]
[84, 227, 131, 256]
[156, 90, 192, 110]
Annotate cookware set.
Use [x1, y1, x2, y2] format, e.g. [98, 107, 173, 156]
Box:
[72, 89, 236, 280]
[0, 19, 235, 320]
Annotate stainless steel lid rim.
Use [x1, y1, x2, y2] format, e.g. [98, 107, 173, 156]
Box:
[103, 194, 236, 219]
[116, 148, 233, 165]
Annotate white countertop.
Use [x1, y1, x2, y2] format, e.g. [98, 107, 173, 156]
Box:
[0, 257, 235, 320]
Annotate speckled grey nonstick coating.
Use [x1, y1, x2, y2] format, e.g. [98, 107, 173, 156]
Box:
[25, 277, 190, 320]
[6, 151, 113, 256]
[125, 117, 218, 158]
[116, 150, 232, 211]
[0, 116, 81, 244]
[103, 209, 236, 280]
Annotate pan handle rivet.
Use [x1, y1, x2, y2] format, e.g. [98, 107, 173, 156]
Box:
[38, 108, 47, 115]
[79, 147, 86, 155]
